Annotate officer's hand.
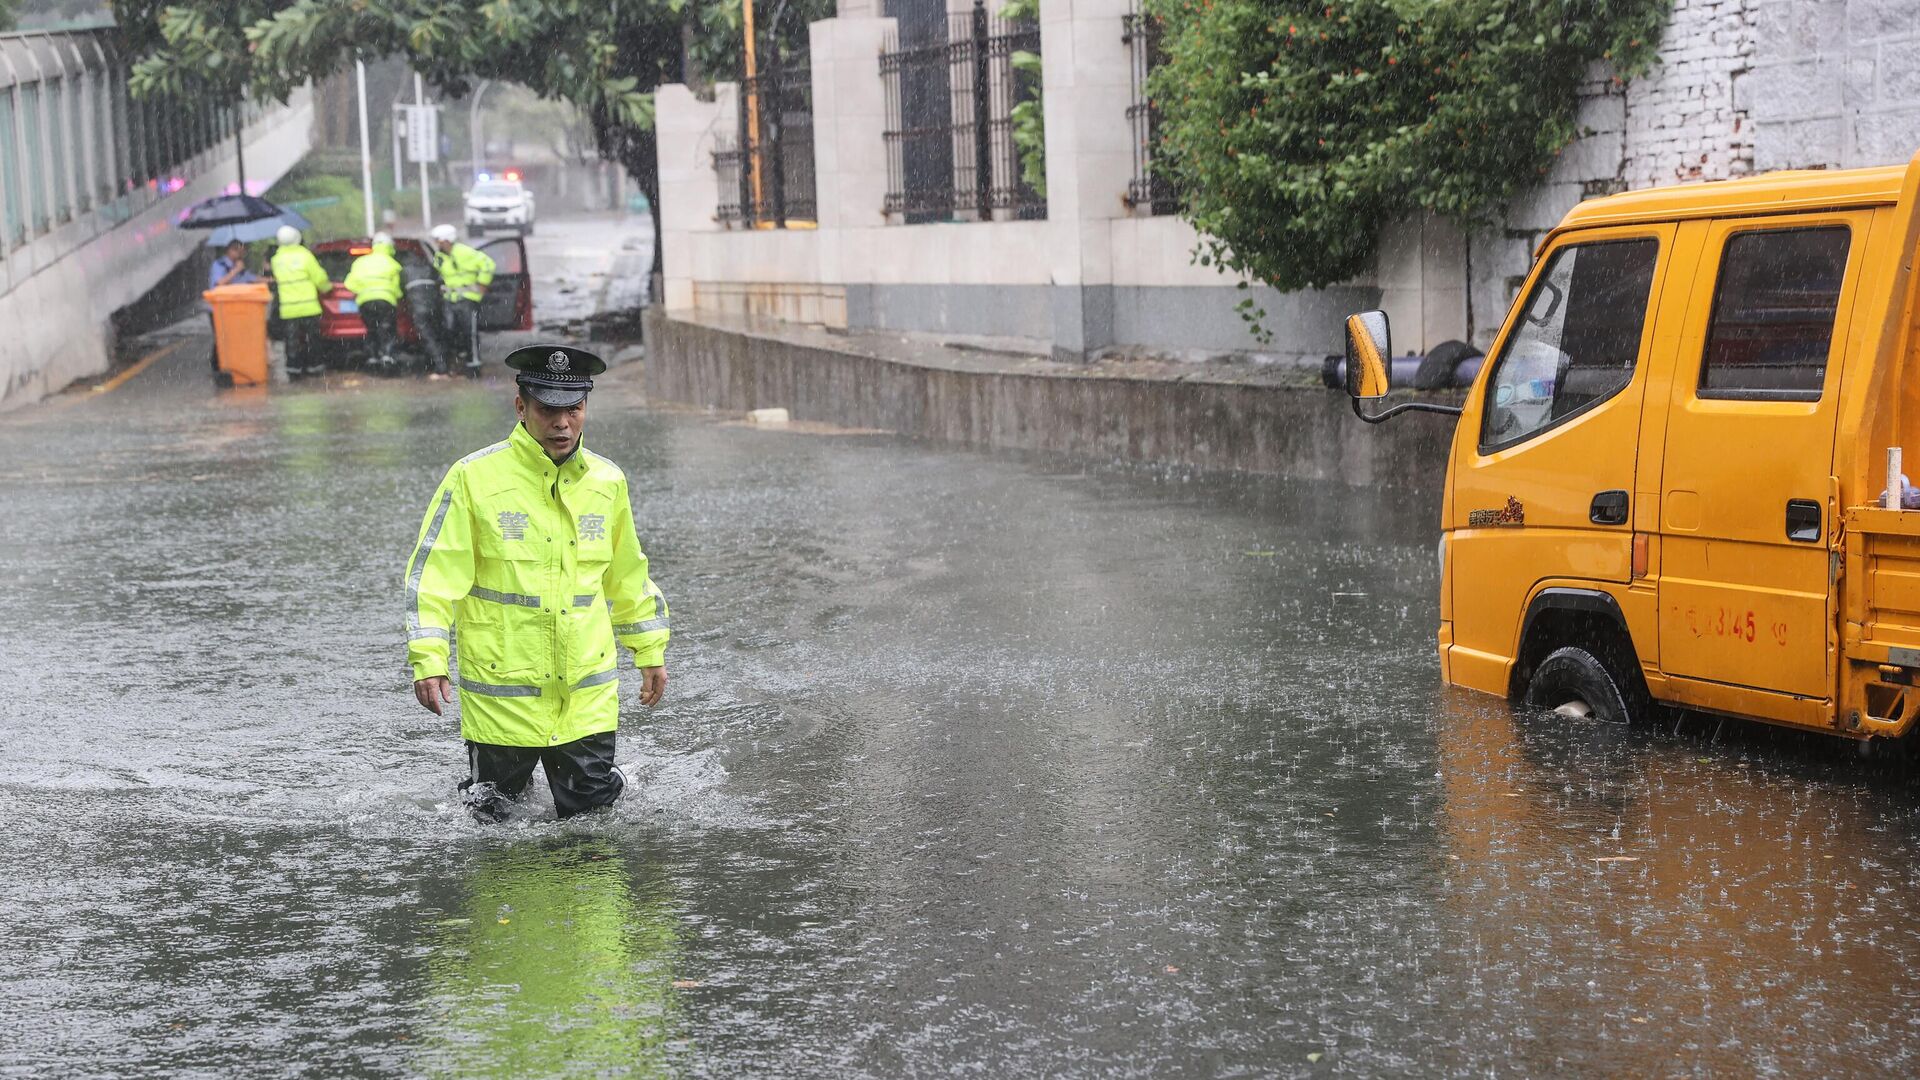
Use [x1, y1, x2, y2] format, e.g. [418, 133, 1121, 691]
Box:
[415, 676, 455, 715]
[639, 666, 668, 708]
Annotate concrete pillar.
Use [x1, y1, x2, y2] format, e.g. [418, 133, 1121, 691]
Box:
[1039, 0, 1132, 361]
[809, 16, 895, 234]
[810, 16, 897, 301]
[655, 83, 730, 315]
[1374, 213, 1468, 355]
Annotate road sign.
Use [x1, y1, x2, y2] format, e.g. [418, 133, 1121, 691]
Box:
[404, 104, 440, 164]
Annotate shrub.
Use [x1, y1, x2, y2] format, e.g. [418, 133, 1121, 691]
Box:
[1146, 0, 1670, 295]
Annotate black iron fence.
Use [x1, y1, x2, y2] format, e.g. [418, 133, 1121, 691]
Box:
[880, 0, 1044, 223]
[1123, 4, 1177, 215]
[713, 135, 746, 225]
[724, 46, 817, 228]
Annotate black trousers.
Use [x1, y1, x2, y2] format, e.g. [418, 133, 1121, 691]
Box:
[360, 299, 397, 362]
[284, 315, 320, 375]
[445, 297, 481, 366]
[404, 285, 448, 372]
[460, 731, 624, 822]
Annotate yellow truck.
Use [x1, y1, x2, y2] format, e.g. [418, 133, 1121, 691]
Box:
[1344, 154, 1920, 742]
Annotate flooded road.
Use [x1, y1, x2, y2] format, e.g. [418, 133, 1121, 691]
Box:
[3, 350, 1920, 1077]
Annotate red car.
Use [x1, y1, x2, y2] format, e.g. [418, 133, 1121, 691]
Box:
[270, 234, 534, 364]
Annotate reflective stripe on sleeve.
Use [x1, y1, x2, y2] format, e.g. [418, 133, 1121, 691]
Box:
[614, 617, 670, 635]
[458, 677, 542, 698]
[572, 669, 618, 691]
[468, 586, 542, 608]
[405, 488, 455, 632]
[408, 627, 450, 641]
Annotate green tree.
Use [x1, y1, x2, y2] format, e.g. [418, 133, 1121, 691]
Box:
[1145, 0, 1670, 296]
[116, 0, 824, 281]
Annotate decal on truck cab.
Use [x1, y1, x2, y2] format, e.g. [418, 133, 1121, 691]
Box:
[1467, 497, 1526, 529]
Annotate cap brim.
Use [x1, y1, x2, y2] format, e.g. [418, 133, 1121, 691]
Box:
[520, 383, 589, 407]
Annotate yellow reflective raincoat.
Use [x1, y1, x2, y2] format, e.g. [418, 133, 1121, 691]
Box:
[270, 243, 331, 319]
[435, 241, 496, 303]
[344, 242, 403, 306]
[404, 423, 670, 747]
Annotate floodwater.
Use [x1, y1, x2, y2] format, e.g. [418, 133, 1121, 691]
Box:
[3, 346, 1920, 1078]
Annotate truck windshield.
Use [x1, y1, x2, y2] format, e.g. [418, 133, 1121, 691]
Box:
[1480, 238, 1659, 451]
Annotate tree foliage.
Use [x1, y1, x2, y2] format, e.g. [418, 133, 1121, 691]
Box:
[999, 0, 1043, 197]
[1144, 0, 1670, 293]
[114, 0, 824, 272]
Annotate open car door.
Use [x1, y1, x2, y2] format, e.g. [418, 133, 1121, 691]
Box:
[476, 235, 533, 331]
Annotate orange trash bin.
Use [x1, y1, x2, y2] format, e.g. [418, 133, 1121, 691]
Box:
[203, 282, 273, 387]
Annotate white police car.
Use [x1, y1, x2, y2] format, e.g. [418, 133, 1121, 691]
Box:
[463, 172, 537, 237]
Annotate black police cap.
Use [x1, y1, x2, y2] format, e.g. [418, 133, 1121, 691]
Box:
[504, 344, 607, 407]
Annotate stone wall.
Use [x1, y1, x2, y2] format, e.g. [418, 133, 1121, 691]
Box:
[1749, 0, 1920, 169]
[1466, 0, 1920, 351]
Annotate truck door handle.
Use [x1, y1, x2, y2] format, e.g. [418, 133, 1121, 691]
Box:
[1786, 499, 1822, 542]
[1590, 490, 1629, 525]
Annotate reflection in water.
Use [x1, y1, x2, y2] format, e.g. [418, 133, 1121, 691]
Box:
[1432, 688, 1920, 1073]
[416, 839, 682, 1078]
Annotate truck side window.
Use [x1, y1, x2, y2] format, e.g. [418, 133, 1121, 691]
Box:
[1698, 226, 1851, 401]
[1479, 238, 1659, 451]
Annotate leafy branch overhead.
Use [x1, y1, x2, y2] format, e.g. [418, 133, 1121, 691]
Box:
[1000, 0, 1044, 197]
[111, 0, 816, 199]
[1144, 0, 1671, 294]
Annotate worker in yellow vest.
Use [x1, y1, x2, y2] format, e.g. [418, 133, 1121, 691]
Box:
[430, 224, 496, 374]
[344, 232, 404, 373]
[270, 225, 332, 379]
[404, 343, 669, 822]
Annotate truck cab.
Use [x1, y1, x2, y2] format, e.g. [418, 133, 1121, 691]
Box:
[1344, 152, 1920, 744]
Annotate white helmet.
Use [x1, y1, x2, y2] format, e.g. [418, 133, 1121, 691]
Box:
[430, 224, 457, 243]
[371, 231, 392, 247]
[275, 225, 301, 245]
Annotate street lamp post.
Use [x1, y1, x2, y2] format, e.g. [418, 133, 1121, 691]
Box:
[356, 57, 376, 235]
[469, 79, 494, 181]
[415, 72, 433, 231]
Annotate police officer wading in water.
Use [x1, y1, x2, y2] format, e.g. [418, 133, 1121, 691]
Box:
[404, 344, 670, 822]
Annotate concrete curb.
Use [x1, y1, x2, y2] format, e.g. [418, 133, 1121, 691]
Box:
[644, 311, 1460, 485]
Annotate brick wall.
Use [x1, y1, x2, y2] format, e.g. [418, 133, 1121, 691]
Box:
[1468, 0, 1755, 347]
[1465, 0, 1920, 351]
[1748, 0, 1920, 169]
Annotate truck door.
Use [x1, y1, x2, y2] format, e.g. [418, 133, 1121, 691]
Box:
[476, 236, 533, 331]
[1656, 215, 1868, 711]
[1448, 225, 1673, 693]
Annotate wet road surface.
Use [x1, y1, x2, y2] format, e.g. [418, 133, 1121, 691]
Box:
[3, 347, 1920, 1077]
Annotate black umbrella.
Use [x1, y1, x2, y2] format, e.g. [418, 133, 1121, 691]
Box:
[204, 209, 313, 247]
[175, 194, 290, 230]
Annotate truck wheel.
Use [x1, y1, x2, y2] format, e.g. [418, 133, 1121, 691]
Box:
[1526, 645, 1642, 725]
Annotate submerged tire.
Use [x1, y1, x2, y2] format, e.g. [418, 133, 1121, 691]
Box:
[1526, 645, 1642, 725]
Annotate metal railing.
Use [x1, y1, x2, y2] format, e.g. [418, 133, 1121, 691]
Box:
[0, 29, 254, 253]
[1122, 4, 1177, 215]
[712, 134, 746, 226]
[731, 46, 817, 228]
[880, 0, 1043, 223]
